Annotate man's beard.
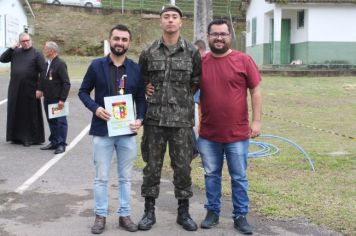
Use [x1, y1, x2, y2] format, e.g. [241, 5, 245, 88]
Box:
[209, 40, 230, 55]
[110, 46, 127, 56]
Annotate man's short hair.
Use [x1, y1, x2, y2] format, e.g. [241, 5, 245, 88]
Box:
[46, 41, 59, 53]
[207, 19, 232, 34]
[19, 32, 30, 41]
[109, 24, 132, 40]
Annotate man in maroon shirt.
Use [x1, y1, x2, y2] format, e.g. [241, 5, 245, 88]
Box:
[198, 19, 262, 235]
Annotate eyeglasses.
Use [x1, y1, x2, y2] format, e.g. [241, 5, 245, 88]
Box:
[208, 32, 230, 39]
[20, 39, 31, 43]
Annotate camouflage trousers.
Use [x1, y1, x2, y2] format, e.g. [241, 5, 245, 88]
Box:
[141, 125, 194, 199]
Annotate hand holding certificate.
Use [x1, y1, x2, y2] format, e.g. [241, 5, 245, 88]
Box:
[104, 94, 135, 137]
[48, 102, 69, 119]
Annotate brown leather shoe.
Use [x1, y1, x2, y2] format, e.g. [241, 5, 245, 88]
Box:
[91, 215, 106, 234]
[119, 216, 138, 232]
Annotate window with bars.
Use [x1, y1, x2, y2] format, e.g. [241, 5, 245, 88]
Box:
[297, 10, 304, 28]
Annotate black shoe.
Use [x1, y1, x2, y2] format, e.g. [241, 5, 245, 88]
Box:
[23, 142, 31, 147]
[54, 145, 65, 154]
[138, 197, 156, 230]
[11, 140, 22, 145]
[91, 215, 106, 234]
[234, 215, 253, 235]
[177, 199, 198, 231]
[201, 210, 219, 229]
[40, 143, 57, 150]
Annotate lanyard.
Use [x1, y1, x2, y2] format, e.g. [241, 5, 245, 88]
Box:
[117, 74, 127, 95]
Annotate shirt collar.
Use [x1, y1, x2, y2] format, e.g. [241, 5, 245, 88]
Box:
[106, 54, 126, 67]
[153, 37, 185, 51]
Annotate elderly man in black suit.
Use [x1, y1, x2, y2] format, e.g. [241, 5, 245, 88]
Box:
[39, 41, 71, 154]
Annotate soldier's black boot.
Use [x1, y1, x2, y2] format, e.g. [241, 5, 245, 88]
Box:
[138, 197, 156, 230]
[176, 199, 198, 231]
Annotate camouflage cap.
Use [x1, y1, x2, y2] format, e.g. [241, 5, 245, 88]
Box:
[160, 4, 183, 17]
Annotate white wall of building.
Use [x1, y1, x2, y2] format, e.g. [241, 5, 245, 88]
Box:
[281, 9, 308, 44]
[0, 0, 28, 52]
[247, 1, 356, 46]
[246, 0, 274, 47]
[291, 9, 308, 44]
[308, 5, 356, 42]
[263, 11, 273, 45]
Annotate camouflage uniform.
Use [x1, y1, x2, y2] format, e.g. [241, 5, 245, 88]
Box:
[139, 37, 201, 199]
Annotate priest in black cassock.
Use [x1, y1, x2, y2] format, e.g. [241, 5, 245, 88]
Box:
[0, 32, 46, 146]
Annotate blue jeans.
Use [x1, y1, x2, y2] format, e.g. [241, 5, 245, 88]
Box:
[44, 98, 68, 146]
[197, 137, 249, 218]
[93, 135, 137, 217]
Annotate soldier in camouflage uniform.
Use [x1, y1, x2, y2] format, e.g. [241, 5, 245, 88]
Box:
[137, 4, 201, 232]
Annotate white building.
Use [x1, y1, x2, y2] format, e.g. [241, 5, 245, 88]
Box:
[0, 0, 33, 67]
[245, 0, 356, 66]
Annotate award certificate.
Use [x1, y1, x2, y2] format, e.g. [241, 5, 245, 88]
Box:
[48, 102, 69, 119]
[104, 94, 135, 137]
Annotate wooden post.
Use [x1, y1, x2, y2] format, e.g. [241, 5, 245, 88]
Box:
[194, 0, 213, 46]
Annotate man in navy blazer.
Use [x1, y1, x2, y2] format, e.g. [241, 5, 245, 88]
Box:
[78, 24, 146, 234]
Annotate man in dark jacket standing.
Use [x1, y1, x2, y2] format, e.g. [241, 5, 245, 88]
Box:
[0, 33, 45, 146]
[39, 41, 71, 154]
[78, 24, 146, 234]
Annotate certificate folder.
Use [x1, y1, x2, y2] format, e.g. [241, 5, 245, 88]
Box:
[104, 94, 135, 137]
[48, 102, 69, 119]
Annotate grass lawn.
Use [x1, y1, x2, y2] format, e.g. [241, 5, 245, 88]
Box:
[136, 75, 356, 235]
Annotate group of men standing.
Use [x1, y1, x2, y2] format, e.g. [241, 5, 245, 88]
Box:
[79, 4, 262, 235]
[0, 33, 70, 154]
[1, 4, 262, 235]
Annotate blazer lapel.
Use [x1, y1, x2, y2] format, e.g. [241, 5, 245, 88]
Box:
[102, 59, 111, 94]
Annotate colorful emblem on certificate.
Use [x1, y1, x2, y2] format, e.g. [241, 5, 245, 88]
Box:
[112, 101, 127, 120]
[104, 94, 135, 137]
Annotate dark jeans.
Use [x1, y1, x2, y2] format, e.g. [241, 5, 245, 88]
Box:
[44, 98, 68, 147]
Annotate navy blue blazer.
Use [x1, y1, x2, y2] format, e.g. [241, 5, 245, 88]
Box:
[78, 56, 146, 136]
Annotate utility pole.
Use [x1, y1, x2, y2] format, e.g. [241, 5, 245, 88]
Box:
[194, 0, 213, 46]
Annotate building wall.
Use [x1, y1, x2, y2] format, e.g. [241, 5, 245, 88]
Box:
[292, 41, 356, 64]
[281, 9, 308, 44]
[246, 1, 356, 66]
[245, 0, 274, 47]
[245, 0, 273, 66]
[246, 44, 264, 66]
[0, 0, 28, 62]
[287, 5, 356, 65]
[308, 5, 356, 42]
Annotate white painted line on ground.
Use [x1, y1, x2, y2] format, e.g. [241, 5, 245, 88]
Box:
[0, 99, 7, 105]
[14, 124, 91, 194]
